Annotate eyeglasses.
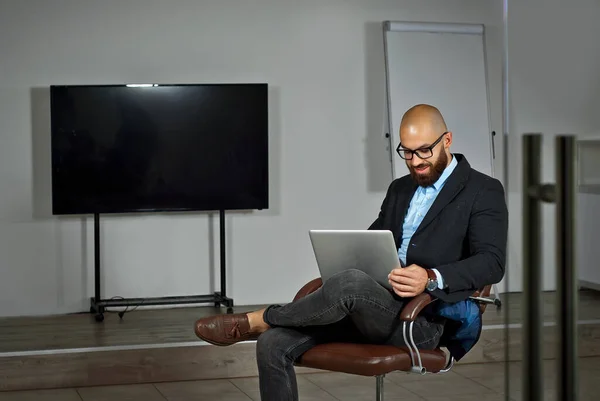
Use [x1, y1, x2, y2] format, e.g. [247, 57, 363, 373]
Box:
[396, 132, 448, 160]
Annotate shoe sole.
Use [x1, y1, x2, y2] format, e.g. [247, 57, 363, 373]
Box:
[194, 328, 260, 347]
[194, 328, 233, 346]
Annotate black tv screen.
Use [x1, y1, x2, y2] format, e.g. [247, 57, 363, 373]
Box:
[50, 84, 269, 215]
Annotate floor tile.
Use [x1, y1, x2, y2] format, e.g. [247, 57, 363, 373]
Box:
[455, 359, 600, 397]
[77, 384, 165, 401]
[422, 394, 506, 401]
[452, 361, 514, 379]
[578, 370, 600, 394]
[243, 390, 338, 401]
[0, 389, 82, 401]
[579, 356, 600, 371]
[388, 370, 497, 397]
[454, 358, 600, 400]
[154, 379, 251, 401]
[230, 374, 323, 395]
[386, 370, 463, 383]
[452, 362, 515, 393]
[511, 390, 599, 401]
[305, 372, 424, 401]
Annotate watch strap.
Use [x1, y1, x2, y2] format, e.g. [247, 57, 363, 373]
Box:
[424, 268, 437, 291]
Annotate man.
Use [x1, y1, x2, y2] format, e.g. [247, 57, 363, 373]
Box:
[195, 104, 508, 401]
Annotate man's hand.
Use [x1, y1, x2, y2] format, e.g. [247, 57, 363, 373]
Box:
[388, 264, 429, 298]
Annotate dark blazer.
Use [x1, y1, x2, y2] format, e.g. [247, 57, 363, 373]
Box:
[368, 153, 508, 304]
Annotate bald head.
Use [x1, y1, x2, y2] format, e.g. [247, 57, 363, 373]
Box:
[398, 104, 453, 187]
[400, 104, 447, 142]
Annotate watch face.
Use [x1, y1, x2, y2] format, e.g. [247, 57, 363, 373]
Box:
[426, 280, 437, 291]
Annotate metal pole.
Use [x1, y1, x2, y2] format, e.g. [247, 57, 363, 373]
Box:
[501, 2, 510, 398]
[502, 0, 510, 204]
[522, 134, 544, 401]
[94, 213, 101, 304]
[555, 135, 578, 401]
[375, 375, 384, 401]
[220, 209, 226, 297]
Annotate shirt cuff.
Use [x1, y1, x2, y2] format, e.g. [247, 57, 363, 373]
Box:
[432, 268, 444, 290]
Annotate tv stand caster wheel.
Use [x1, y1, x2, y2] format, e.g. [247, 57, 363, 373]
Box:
[226, 307, 234, 314]
[95, 313, 104, 322]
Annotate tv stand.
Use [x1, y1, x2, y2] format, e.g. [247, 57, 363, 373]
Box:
[89, 210, 234, 322]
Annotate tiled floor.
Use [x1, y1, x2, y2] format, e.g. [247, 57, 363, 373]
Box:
[0, 357, 598, 401]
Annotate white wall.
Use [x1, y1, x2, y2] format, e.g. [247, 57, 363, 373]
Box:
[0, 0, 504, 317]
[578, 193, 600, 289]
[506, 0, 600, 292]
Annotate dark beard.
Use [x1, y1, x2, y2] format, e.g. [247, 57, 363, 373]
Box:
[409, 151, 449, 187]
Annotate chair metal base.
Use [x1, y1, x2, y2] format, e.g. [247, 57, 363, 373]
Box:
[376, 375, 384, 401]
[374, 355, 453, 401]
[439, 356, 455, 373]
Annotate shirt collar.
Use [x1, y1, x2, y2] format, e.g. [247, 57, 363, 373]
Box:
[430, 153, 458, 191]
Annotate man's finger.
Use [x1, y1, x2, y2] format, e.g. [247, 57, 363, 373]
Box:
[395, 267, 419, 276]
[390, 269, 419, 280]
[392, 286, 416, 298]
[388, 274, 419, 286]
[389, 281, 415, 293]
[391, 283, 418, 298]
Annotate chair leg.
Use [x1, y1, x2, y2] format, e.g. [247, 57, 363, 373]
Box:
[375, 375, 384, 401]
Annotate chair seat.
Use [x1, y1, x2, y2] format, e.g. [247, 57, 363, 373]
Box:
[296, 343, 447, 376]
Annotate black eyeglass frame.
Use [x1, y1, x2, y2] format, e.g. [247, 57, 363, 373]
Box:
[396, 132, 449, 160]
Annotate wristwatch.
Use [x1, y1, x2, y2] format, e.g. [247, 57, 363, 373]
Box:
[425, 269, 438, 292]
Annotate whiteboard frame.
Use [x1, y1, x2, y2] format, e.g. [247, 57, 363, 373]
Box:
[384, 21, 483, 35]
[382, 21, 496, 180]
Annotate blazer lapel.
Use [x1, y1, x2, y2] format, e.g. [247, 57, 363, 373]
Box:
[414, 157, 470, 235]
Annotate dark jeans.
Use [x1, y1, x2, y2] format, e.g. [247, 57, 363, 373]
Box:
[256, 269, 445, 401]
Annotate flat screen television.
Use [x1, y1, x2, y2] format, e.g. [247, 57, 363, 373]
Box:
[50, 83, 269, 215]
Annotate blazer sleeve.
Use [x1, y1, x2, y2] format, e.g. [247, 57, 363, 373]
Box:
[435, 178, 508, 294]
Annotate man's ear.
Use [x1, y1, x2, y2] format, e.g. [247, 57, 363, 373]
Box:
[444, 131, 453, 148]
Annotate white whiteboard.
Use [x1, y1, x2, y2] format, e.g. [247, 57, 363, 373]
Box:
[383, 21, 494, 179]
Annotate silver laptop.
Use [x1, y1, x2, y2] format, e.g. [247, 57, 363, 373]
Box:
[308, 230, 401, 291]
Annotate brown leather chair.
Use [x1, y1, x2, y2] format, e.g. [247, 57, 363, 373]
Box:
[292, 278, 499, 401]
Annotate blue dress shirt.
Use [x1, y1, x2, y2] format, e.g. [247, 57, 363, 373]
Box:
[397, 154, 458, 289]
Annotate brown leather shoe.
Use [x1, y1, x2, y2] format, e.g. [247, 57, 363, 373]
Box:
[194, 313, 259, 346]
